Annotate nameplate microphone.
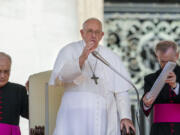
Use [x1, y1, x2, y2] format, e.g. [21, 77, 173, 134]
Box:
[92, 51, 110, 66]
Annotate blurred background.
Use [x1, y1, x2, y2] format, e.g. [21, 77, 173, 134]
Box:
[1, 0, 180, 134]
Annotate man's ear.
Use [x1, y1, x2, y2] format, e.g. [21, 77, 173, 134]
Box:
[101, 32, 104, 39]
[80, 29, 84, 38]
[99, 32, 104, 41]
[155, 51, 158, 58]
[175, 52, 179, 60]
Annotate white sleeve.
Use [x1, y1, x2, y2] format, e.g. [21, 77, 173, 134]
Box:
[113, 54, 132, 93]
[115, 91, 132, 120]
[112, 52, 132, 120]
[59, 59, 82, 83]
[172, 83, 179, 95]
[49, 45, 83, 85]
[143, 103, 151, 110]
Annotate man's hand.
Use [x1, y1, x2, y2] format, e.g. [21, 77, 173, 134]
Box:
[120, 118, 136, 134]
[165, 71, 176, 88]
[143, 92, 155, 107]
[79, 41, 97, 69]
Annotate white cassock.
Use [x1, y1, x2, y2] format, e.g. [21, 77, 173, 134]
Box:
[49, 40, 132, 135]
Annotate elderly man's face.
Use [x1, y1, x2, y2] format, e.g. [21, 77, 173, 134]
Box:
[80, 19, 104, 48]
[0, 57, 11, 88]
[156, 47, 179, 68]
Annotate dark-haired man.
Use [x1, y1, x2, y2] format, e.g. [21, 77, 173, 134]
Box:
[141, 41, 180, 135]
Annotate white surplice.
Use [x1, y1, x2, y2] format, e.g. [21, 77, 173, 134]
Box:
[49, 40, 132, 135]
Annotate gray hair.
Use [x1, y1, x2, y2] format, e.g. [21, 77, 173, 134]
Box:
[82, 17, 103, 30]
[0, 52, 12, 64]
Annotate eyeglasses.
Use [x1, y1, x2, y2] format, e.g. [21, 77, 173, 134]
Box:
[0, 70, 10, 76]
[85, 29, 102, 36]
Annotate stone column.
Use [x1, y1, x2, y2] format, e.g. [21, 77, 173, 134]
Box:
[77, 0, 104, 30]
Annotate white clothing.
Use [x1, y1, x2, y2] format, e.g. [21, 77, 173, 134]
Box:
[49, 40, 132, 135]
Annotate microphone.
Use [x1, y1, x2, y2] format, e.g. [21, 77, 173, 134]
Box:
[91, 50, 139, 97]
[92, 51, 110, 66]
[92, 50, 141, 135]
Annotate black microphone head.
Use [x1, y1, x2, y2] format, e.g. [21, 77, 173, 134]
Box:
[91, 51, 110, 66]
[92, 51, 99, 57]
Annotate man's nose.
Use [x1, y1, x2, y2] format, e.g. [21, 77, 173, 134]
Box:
[91, 31, 97, 37]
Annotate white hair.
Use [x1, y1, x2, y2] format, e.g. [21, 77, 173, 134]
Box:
[82, 17, 102, 30]
[0, 52, 12, 64]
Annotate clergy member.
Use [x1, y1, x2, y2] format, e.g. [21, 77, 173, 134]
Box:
[141, 41, 180, 135]
[49, 17, 135, 135]
[0, 52, 29, 135]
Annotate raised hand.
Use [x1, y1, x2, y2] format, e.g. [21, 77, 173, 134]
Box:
[79, 41, 97, 69]
[165, 71, 177, 88]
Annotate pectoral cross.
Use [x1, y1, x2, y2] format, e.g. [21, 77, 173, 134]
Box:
[91, 73, 99, 85]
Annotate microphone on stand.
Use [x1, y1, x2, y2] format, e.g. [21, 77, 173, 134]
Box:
[92, 50, 140, 135]
[92, 51, 110, 66]
[92, 51, 137, 89]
